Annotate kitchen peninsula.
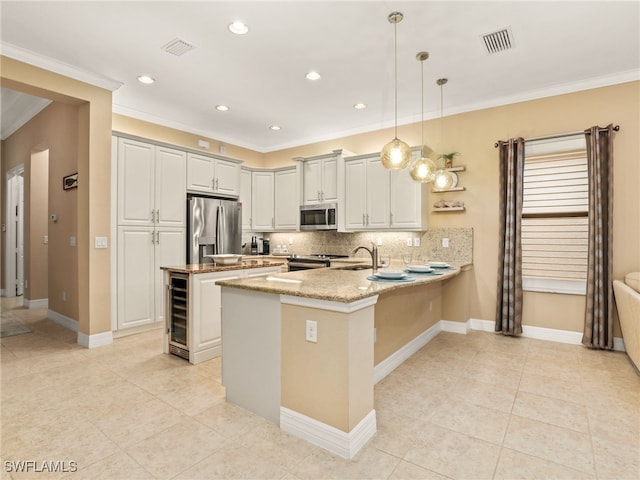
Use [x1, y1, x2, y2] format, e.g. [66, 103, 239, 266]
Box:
[217, 262, 466, 459]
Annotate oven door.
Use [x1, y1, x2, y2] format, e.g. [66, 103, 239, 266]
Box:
[287, 259, 330, 271]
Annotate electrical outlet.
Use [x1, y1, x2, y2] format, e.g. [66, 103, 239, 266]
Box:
[429, 300, 433, 312]
[288, 236, 293, 245]
[414, 237, 421, 247]
[305, 320, 318, 343]
[406, 238, 412, 247]
[442, 237, 450, 248]
[69, 236, 76, 247]
[43, 235, 48, 244]
[376, 237, 383, 246]
[62, 291, 66, 302]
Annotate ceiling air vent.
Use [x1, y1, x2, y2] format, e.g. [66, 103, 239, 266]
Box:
[481, 27, 514, 55]
[162, 38, 195, 56]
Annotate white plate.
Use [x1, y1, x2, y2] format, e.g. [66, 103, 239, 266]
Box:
[428, 261, 450, 268]
[407, 265, 434, 273]
[375, 270, 407, 279]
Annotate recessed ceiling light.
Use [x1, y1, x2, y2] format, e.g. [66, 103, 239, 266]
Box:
[305, 71, 321, 81]
[269, 125, 281, 131]
[228, 21, 249, 35]
[137, 75, 155, 84]
[215, 105, 230, 112]
[353, 103, 367, 110]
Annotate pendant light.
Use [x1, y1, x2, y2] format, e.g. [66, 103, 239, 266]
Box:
[410, 51, 437, 182]
[432, 78, 456, 189]
[381, 11, 412, 170]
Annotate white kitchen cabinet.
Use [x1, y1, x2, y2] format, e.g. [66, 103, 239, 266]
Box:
[181, 265, 281, 364]
[344, 149, 426, 231]
[117, 137, 186, 227]
[251, 170, 275, 231]
[187, 153, 241, 197]
[117, 226, 185, 330]
[390, 164, 428, 229]
[301, 154, 338, 204]
[345, 155, 389, 229]
[240, 168, 253, 230]
[274, 167, 298, 230]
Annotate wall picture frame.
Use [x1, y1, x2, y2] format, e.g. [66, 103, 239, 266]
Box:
[63, 173, 78, 190]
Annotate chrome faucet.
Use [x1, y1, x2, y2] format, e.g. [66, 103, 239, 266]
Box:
[351, 242, 379, 273]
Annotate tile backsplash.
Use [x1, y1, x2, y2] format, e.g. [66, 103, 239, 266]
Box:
[247, 227, 473, 265]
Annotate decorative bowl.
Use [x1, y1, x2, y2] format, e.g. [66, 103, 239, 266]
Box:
[205, 254, 242, 265]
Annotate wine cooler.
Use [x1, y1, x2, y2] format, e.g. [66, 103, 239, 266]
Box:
[167, 273, 189, 360]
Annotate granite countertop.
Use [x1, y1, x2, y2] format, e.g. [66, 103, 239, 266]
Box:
[217, 261, 468, 303]
[160, 259, 286, 274]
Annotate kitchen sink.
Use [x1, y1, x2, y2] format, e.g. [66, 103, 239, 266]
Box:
[335, 264, 372, 271]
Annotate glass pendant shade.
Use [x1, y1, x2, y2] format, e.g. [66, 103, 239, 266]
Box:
[410, 156, 437, 182]
[433, 168, 456, 190]
[381, 137, 412, 170]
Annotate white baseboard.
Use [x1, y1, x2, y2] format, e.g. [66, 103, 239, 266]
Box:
[47, 309, 79, 332]
[24, 298, 48, 309]
[374, 322, 441, 384]
[77, 330, 113, 348]
[440, 320, 470, 334]
[280, 407, 376, 460]
[468, 318, 625, 351]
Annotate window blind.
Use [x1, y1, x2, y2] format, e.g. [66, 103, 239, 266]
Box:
[522, 139, 588, 291]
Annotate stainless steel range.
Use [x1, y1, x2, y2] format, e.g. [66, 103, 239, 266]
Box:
[287, 254, 348, 271]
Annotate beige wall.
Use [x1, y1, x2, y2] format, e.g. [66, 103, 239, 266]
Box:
[112, 114, 264, 167]
[375, 283, 442, 364]
[1, 56, 112, 336]
[1, 103, 77, 314]
[281, 303, 374, 432]
[269, 82, 640, 334]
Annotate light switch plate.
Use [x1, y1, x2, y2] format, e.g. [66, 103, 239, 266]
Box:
[406, 238, 413, 247]
[95, 236, 108, 249]
[70, 236, 76, 247]
[305, 320, 317, 343]
[414, 237, 421, 247]
[442, 237, 450, 248]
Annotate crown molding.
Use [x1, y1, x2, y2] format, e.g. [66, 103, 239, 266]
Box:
[1, 42, 123, 92]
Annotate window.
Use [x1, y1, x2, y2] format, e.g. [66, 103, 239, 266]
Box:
[522, 135, 588, 295]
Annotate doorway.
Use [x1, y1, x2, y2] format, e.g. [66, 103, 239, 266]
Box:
[5, 164, 24, 297]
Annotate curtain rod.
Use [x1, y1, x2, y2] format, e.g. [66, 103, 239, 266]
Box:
[494, 125, 620, 148]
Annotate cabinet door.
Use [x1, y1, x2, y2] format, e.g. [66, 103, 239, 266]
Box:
[344, 159, 367, 229]
[321, 157, 338, 202]
[240, 168, 253, 230]
[187, 153, 215, 193]
[390, 167, 422, 229]
[155, 147, 187, 227]
[117, 138, 155, 226]
[251, 171, 275, 231]
[303, 159, 322, 204]
[214, 159, 240, 197]
[366, 157, 390, 228]
[191, 273, 240, 355]
[155, 228, 186, 324]
[274, 168, 298, 230]
[117, 226, 155, 329]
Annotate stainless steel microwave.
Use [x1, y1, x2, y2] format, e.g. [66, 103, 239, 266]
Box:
[299, 203, 337, 230]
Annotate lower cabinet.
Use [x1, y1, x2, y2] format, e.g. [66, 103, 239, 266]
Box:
[166, 265, 281, 364]
[117, 226, 185, 330]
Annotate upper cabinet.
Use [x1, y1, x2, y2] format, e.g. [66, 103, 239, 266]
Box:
[344, 149, 427, 231]
[117, 137, 186, 227]
[187, 153, 241, 197]
[274, 167, 298, 230]
[300, 152, 338, 204]
[240, 168, 253, 230]
[249, 167, 299, 232]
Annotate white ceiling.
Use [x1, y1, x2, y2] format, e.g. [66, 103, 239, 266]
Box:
[1, 1, 638, 152]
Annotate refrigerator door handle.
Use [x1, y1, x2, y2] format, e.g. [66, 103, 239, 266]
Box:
[216, 205, 226, 255]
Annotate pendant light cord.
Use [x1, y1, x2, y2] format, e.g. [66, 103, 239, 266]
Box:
[421, 58, 425, 149]
[394, 20, 398, 139]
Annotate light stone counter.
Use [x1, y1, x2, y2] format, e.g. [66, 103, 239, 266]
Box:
[216, 261, 464, 303]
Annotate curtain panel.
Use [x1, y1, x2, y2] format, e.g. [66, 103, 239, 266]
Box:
[495, 138, 525, 336]
[582, 124, 615, 349]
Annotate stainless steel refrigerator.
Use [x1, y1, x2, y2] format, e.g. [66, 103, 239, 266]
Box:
[187, 195, 242, 264]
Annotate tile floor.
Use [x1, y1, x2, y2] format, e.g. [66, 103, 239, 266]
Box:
[1, 297, 638, 479]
